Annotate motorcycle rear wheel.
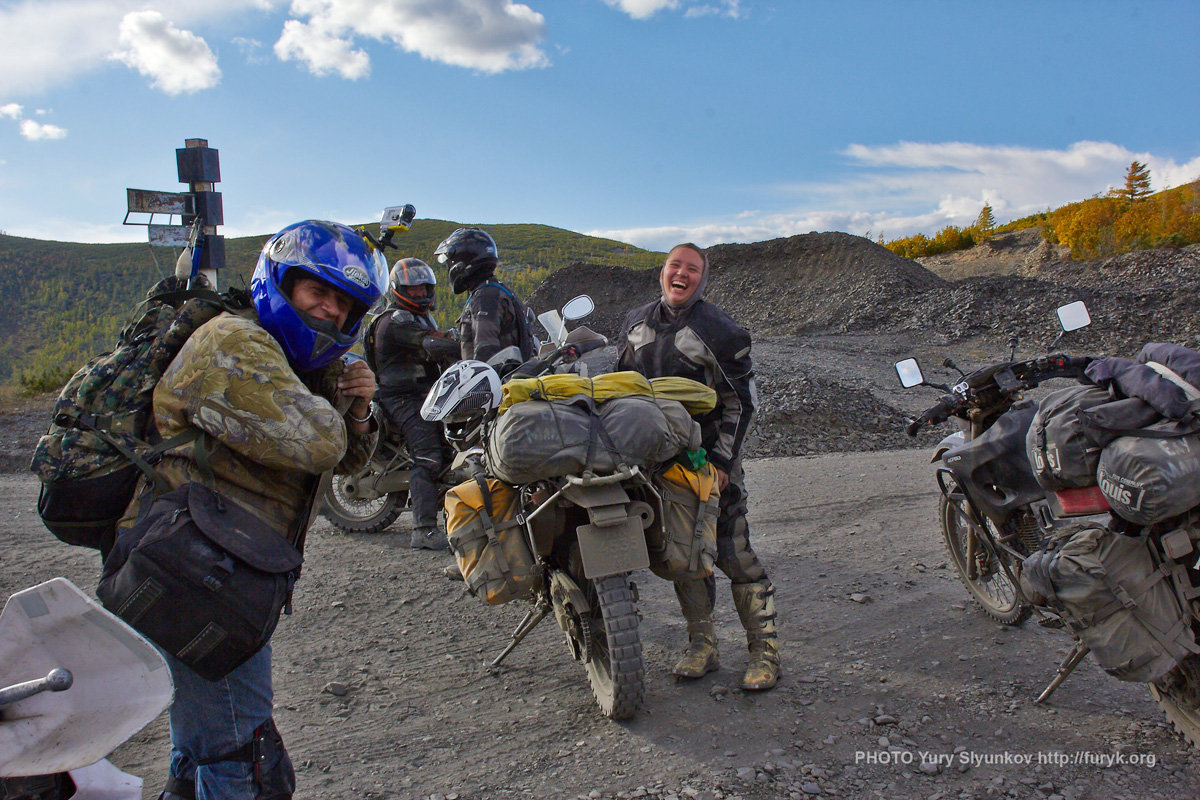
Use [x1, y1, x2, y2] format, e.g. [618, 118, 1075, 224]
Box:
[323, 474, 407, 534]
[583, 573, 645, 720]
[939, 488, 1030, 625]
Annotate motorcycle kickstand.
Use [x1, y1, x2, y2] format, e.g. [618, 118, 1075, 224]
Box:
[1035, 640, 1091, 704]
[489, 604, 551, 669]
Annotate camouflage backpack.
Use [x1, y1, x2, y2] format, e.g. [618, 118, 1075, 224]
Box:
[29, 275, 249, 554]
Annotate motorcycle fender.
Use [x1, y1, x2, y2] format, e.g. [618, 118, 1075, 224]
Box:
[549, 570, 589, 615]
[577, 517, 650, 579]
[932, 430, 965, 463]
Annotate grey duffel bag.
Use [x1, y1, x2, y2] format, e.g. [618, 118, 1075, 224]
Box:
[1097, 420, 1200, 526]
[1020, 523, 1199, 682]
[1026, 384, 1113, 491]
[486, 394, 700, 485]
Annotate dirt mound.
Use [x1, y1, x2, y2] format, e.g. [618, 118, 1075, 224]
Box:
[705, 232, 948, 336]
[519, 233, 1200, 463]
[918, 227, 1068, 279]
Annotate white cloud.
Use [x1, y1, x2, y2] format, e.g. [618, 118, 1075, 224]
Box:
[275, 18, 370, 78]
[111, 10, 222, 94]
[684, 1, 741, 18]
[0, 103, 23, 118]
[275, 0, 549, 76]
[603, 0, 741, 20]
[19, 119, 68, 140]
[591, 140, 1200, 251]
[604, 0, 679, 19]
[0, 1, 269, 97]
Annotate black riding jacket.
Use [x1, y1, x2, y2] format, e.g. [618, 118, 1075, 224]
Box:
[366, 308, 442, 399]
[616, 298, 756, 473]
[457, 279, 536, 365]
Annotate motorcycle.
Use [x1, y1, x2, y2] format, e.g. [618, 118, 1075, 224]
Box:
[421, 296, 657, 720]
[322, 203, 459, 534]
[897, 301, 1200, 749]
[323, 294, 600, 534]
[321, 395, 458, 534]
[0, 578, 173, 799]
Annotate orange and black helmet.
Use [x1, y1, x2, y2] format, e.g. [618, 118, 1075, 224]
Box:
[388, 258, 437, 312]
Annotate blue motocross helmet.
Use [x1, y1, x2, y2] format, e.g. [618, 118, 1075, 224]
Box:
[251, 220, 388, 371]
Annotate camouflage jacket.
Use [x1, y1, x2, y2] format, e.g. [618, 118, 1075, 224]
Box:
[122, 311, 375, 543]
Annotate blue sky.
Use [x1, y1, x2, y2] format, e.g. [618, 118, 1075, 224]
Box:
[1, 0, 1199, 252]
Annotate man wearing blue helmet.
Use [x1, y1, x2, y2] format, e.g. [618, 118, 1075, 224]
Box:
[142, 220, 386, 800]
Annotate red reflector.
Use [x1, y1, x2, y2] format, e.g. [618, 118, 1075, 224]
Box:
[1055, 485, 1111, 515]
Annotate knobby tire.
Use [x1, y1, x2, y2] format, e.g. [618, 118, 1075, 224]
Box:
[584, 573, 645, 720]
[323, 474, 407, 534]
[939, 487, 1031, 626]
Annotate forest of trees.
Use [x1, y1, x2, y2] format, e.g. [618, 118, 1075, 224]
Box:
[884, 163, 1200, 261]
[0, 220, 664, 393]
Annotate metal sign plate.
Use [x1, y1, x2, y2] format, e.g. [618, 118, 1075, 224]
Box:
[147, 225, 192, 247]
[126, 188, 191, 215]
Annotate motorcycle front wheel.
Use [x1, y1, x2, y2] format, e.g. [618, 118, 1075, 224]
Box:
[583, 573, 645, 720]
[940, 486, 1030, 625]
[323, 474, 408, 534]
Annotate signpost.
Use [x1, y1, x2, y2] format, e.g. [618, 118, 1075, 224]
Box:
[124, 138, 225, 285]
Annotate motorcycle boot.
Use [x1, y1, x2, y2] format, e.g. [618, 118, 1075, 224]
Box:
[410, 526, 449, 550]
[672, 578, 719, 679]
[732, 580, 780, 691]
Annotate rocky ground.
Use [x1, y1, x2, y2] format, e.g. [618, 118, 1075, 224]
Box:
[4, 232, 1200, 798]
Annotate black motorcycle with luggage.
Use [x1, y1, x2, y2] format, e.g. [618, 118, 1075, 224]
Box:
[897, 301, 1200, 750]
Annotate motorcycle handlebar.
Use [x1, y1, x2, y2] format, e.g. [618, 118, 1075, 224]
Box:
[907, 394, 959, 437]
[509, 337, 608, 380]
[904, 354, 1093, 437]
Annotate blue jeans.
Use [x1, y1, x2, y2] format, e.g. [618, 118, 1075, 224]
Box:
[163, 645, 274, 800]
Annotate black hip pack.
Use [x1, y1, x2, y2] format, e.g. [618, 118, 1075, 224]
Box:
[97, 482, 303, 681]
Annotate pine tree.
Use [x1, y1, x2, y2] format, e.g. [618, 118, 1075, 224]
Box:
[1115, 161, 1152, 204]
[973, 203, 996, 241]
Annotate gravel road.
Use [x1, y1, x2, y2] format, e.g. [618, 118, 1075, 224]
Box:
[3, 449, 1197, 800]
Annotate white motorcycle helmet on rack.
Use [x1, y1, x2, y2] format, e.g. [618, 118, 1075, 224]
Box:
[420, 360, 502, 452]
[421, 360, 502, 424]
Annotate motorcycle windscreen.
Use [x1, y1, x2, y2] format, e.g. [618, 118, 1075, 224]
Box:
[942, 402, 1045, 524]
[0, 578, 173, 776]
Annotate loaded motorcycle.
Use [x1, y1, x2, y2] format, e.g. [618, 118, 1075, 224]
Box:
[1, 578, 173, 799]
[322, 296, 597, 533]
[420, 296, 695, 720]
[897, 301, 1200, 749]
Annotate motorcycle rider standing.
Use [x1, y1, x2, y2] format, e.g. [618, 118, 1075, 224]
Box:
[364, 258, 459, 549]
[143, 220, 384, 799]
[617, 242, 781, 691]
[434, 227, 536, 369]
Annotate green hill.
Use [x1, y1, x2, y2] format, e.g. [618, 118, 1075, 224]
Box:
[0, 220, 664, 390]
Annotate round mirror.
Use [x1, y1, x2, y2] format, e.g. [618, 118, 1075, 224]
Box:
[561, 295, 594, 321]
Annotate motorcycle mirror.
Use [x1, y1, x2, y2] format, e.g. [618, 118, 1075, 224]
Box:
[895, 358, 925, 388]
[561, 295, 594, 322]
[1056, 301, 1091, 332]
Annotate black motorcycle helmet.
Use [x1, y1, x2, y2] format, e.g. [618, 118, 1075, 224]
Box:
[388, 257, 437, 313]
[435, 227, 499, 294]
